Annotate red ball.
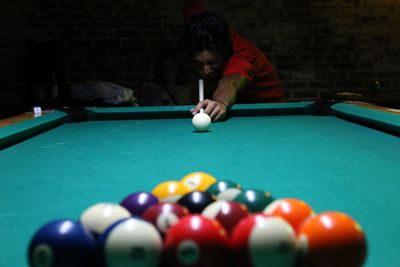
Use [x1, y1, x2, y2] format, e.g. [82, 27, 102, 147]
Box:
[142, 203, 189, 236]
[202, 200, 249, 235]
[264, 198, 315, 233]
[229, 214, 298, 267]
[163, 215, 229, 267]
[298, 211, 367, 267]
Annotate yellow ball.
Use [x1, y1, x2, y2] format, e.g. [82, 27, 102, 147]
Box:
[151, 181, 189, 203]
[181, 172, 217, 192]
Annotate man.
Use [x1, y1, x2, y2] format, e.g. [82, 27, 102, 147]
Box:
[179, 1, 283, 121]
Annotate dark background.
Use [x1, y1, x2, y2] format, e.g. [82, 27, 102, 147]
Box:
[1, 0, 399, 117]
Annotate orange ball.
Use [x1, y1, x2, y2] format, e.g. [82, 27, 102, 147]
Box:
[180, 172, 217, 192]
[263, 198, 315, 233]
[298, 211, 367, 267]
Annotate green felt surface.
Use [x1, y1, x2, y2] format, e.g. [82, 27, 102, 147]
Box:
[332, 102, 400, 133]
[0, 112, 67, 149]
[0, 104, 399, 267]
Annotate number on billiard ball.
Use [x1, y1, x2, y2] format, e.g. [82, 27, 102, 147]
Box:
[142, 203, 189, 235]
[99, 218, 163, 267]
[163, 215, 229, 267]
[180, 172, 217, 192]
[28, 219, 96, 267]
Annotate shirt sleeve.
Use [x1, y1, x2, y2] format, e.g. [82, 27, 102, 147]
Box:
[223, 48, 256, 81]
[223, 31, 256, 81]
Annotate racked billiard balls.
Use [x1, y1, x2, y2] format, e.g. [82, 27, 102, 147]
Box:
[120, 192, 159, 216]
[80, 202, 131, 237]
[142, 203, 189, 235]
[177, 191, 215, 213]
[297, 211, 367, 267]
[28, 219, 96, 267]
[163, 215, 229, 267]
[202, 200, 249, 235]
[151, 181, 190, 203]
[216, 187, 243, 201]
[205, 180, 241, 197]
[234, 189, 273, 212]
[264, 198, 315, 233]
[99, 218, 163, 267]
[180, 172, 217, 192]
[230, 214, 298, 267]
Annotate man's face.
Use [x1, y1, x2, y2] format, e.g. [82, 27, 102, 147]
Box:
[192, 50, 223, 81]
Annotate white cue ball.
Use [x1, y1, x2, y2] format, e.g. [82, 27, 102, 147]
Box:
[192, 112, 211, 132]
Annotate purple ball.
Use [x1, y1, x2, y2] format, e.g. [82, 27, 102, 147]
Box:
[120, 192, 159, 216]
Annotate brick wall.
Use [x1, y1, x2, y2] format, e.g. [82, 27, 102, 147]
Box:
[1, 0, 399, 115]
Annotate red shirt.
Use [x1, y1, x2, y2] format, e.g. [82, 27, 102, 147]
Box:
[224, 30, 283, 103]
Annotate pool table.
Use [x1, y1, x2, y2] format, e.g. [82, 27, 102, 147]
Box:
[0, 101, 399, 267]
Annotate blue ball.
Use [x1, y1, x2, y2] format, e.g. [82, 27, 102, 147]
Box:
[28, 219, 97, 267]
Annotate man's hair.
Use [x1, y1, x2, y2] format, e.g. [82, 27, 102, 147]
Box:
[178, 13, 233, 61]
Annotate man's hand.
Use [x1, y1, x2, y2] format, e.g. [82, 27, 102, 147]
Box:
[190, 99, 228, 121]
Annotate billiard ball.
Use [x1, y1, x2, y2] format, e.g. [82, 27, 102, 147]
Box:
[202, 200, 249, 235]
[297, 211, 367, 267]
[230, 214, 298, 267]
[192, 112, 211, 132]
[216, 187, 243, 201]
[151, 181, 190, 203]
[80, 202, 131, 237]
[177, 191, 215, 213]
[28, 219, 96, 267]
[99, 218, 163, 267]
[120, 192, 159, 216]
[264, 198, 315, 233]
[205, 180, 241, 197]
[233, 189, 274, 212]
[142, 203, 189, 235]
[163, 215, 229, 267]
[180, 171, 217, 192]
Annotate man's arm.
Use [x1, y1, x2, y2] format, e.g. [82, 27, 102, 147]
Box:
[190, 74, 248, 121]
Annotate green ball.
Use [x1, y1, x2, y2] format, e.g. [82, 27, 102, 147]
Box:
[233, 189, 273, 212]
[205, 180, 241, 197]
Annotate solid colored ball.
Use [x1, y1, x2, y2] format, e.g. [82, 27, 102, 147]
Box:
[264, 198, 315, 233]
[177, 191, 215, 213]
[192, 112, 211, 132]
[120, 192, 159, 216]
[202, 200, 249, 235]
[230, 214, 298, 267]
[297, 211, 367, 267]
[28, 219, 96, 267]
[234, 189, 274, 212]
[205, 180, 241, 197]
[163, 215, 229, 267]
[142, 203, 190, 235]
[80, 202, 131, 236]
[151, 181, 190, 203]
[180, 172, 217, 192]
[99, 218, 163, 267]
